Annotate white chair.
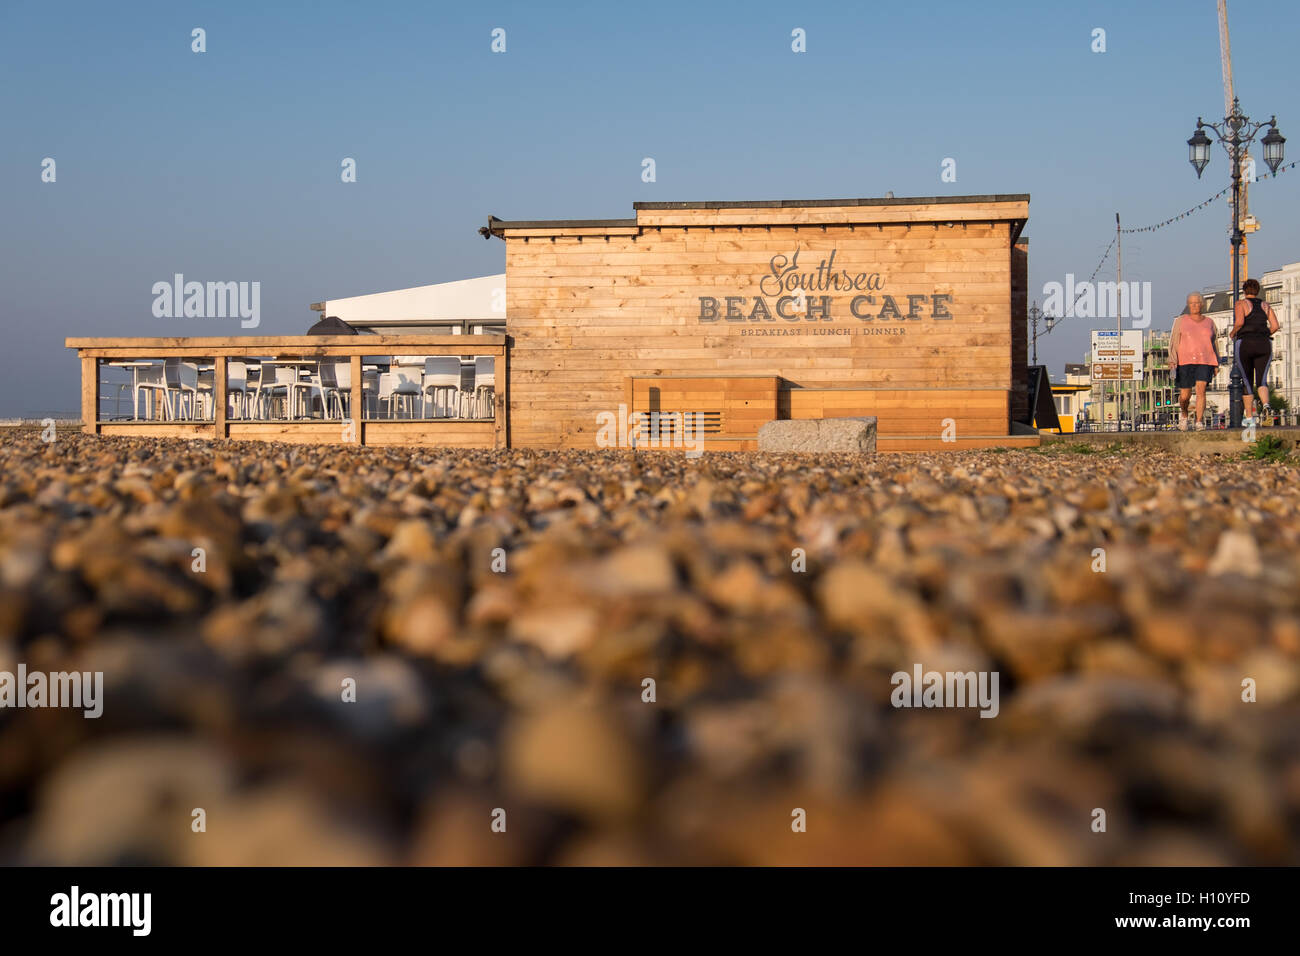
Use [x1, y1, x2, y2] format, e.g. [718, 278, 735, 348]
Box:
[164, 360, 199, 419]
[252, 367, 280, 418]
[134, 363, 168, 420]
[257, 365, 312, 419]
[241, 362, 264, 417]
[227, 361, 251, 419]
[177, 360, 199, 418]
[472, 357, 496, 419]
[319, 360, 353, 419]
[136, 359, 198, 420]
[423, 357, 462, 418]
[378, 370, 421, 419]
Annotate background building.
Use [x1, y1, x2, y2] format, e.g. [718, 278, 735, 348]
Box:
[1061, 362, 1090, 386]
[1051, 362, 1091, 431]
[1136, 330, 1175, 425]
[1050, 381, 1089, 432]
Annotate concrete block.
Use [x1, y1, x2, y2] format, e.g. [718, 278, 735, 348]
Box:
[757, 417, 877, 454]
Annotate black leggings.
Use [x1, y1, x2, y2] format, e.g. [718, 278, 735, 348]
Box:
[1236, 337, 1272, 393]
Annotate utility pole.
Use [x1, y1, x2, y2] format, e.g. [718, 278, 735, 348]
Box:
[1116, 213, 1124, 431]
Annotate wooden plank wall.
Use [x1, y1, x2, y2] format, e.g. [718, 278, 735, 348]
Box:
[786, 388, 1009, 438]
[504, 199, 1025, 449]
[628, 376, 779, 440]
[622, 379, 1035, 451]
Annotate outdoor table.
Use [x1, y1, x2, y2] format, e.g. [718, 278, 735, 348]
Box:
[261, 358, 321, 419]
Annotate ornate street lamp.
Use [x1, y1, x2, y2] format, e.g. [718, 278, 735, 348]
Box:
[1027, 305, 1060, 367]
[1262, 124, 1287, 174]
[1188, 127, 1212, 177]
[1188, 98, 1286, 426]
[1028, 302, 1043, 365]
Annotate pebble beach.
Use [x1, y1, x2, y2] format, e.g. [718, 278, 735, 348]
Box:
[1, 433, 1298, 865]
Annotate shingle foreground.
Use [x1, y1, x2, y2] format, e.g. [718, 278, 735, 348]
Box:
[1, 434, 1298, 865]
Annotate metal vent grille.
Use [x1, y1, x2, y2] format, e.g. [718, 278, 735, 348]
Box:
[637, 410, 723, 440]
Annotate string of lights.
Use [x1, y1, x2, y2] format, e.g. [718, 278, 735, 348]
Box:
[1055, 237, 1117, 321]
[1048, 156, 1300, 328]
[1080, 238, 1115, 284]
[1119, 158, 1297, 234]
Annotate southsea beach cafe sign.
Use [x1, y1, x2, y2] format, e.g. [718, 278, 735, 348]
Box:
[697, 249, 954, 328]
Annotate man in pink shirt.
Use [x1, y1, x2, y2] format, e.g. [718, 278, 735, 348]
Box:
[1169, 292, 1219, 431]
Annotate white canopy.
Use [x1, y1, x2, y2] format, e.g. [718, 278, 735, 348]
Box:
[316, 274, 505, 328]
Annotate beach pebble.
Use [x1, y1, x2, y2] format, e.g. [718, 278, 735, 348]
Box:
[1207, 529, 1263, 577]
[503, 701, 646, 821]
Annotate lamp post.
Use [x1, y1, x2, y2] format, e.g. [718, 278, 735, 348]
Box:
[1028, 301, 1042, 365]
[1027, 302, 1058, 368]
[1189, 98, 1286, 427]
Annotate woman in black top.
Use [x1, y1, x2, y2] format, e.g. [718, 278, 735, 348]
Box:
[1230, 278, 1281, 426]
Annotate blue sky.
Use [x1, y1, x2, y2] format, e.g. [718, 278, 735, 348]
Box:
[3, 0, 1298, 415]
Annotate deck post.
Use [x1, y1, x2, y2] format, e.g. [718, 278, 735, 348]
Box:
[81, 355, 98, 434]
[350, 355, 363, 445]
[494, 342, 509, 449]
[213, 356, 228, 439]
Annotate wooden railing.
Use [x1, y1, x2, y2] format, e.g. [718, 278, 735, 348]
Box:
[65, 335, 509, 448]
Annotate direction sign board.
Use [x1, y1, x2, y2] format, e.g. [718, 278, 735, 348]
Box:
[1090, 330, 1142, 382]
[1091, 363, 1136, 381]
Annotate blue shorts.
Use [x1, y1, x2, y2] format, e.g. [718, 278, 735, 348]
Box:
[1175, 364, 1216, 388]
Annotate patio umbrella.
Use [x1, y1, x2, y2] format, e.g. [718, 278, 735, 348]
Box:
[306, 314, 357, 335]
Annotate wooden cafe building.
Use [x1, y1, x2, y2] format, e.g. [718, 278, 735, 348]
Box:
[68, 193, 1037, 452]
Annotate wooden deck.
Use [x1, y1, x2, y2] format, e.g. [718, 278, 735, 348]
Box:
[66, 335, 507, 448]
